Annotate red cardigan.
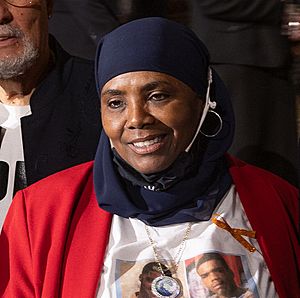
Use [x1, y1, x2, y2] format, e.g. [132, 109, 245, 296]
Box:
[0, 157, 299, 297]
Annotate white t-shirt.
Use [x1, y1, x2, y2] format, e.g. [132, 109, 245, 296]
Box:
[0, 103, 31, 229]
[97, 186, 278, 298]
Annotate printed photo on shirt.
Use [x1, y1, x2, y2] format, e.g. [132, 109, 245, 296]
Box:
[113, 251, 258, 298]
[185, 252, 258, 298]
[114, 259, 189, 298]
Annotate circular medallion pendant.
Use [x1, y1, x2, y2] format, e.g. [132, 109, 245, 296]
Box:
[151, 276, 181, 298]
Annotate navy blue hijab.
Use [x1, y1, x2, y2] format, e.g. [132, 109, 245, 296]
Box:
[94, 17, 234, 226]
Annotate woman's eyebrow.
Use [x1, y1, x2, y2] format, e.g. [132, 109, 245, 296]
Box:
[142, 80, 172, 92]
[101, 89, 124, 97]
[101, 80, 172, 97]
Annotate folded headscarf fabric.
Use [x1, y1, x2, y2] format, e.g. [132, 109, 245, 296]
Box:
[93, 17, 235, 226]
[95, 17, 209, 97]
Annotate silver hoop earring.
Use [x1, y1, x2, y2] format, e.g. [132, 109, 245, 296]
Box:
[200, 110, 223, 138]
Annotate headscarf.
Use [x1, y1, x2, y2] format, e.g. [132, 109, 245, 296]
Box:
[94, 17, 235, 226]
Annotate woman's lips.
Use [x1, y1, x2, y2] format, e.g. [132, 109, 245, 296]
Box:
[129, 135, 166, 154]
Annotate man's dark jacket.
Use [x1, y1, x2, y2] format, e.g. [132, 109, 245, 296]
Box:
[21, 37, 101, 186]
[189, 0, 290, 67]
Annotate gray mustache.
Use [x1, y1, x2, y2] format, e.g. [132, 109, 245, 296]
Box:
[0, 25, 23, 38]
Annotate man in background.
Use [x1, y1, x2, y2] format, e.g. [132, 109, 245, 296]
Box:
[48, 0, 119, 60]
[0, 0, 101, 227]
[189, 0, 298, 186]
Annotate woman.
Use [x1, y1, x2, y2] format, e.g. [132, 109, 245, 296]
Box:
[0, 17, 299, 298]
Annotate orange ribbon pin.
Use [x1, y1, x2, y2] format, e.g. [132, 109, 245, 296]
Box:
[212, 213, 257, 253]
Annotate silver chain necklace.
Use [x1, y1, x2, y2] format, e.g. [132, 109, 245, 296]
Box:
[144, 222, 193, 298]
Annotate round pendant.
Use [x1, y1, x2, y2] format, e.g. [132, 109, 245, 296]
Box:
[151, 276, 181, 298]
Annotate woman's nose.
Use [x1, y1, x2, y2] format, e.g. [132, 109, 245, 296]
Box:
[125, 101, 155, 129]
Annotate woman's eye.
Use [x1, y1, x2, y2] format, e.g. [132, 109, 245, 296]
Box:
[150, 93, 170, 101]
[107, 99, 124, 109]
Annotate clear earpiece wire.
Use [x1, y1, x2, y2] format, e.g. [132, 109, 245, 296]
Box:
[185, 67, 216, 152]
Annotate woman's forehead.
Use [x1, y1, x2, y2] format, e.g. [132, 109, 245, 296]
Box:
[101, 71, 194, 94]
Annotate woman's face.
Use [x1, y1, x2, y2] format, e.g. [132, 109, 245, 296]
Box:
[101, 71, 204, 174]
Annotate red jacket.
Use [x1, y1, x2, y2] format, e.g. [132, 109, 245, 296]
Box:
[0, 157, 299, 297]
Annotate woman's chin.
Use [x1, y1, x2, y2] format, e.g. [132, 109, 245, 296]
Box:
[129, 158, 173, 175]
